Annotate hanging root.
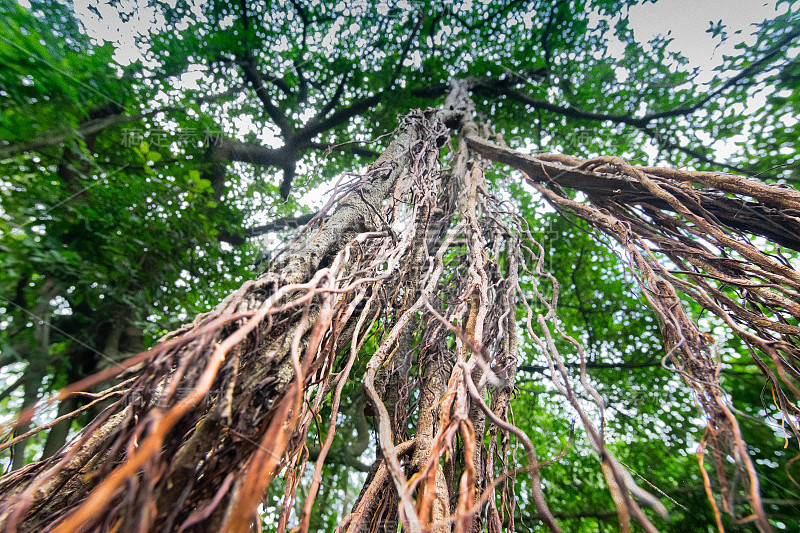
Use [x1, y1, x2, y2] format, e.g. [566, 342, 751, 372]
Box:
[514, 152, 800, 533]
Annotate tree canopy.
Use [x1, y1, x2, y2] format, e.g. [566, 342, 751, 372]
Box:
[0, 1, 799, 532]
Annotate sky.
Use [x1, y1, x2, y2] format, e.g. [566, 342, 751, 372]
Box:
[628, 0, 783, 72]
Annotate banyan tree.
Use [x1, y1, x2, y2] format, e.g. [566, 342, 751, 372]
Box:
[1, 1, 799, 532]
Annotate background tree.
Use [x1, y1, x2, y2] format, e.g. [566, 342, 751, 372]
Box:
[0, 0, 799, 532]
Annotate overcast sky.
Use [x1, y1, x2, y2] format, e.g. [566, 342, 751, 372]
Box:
[629, 0, 783, 72]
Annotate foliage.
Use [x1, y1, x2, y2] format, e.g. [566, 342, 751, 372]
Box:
[0, 0, 799, 531]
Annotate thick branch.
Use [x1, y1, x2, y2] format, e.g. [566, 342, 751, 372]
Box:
[210, 137, 293, 167]
[247, 213, 317, 237]
[465, 135, 800, 252]
[239, 55, 294, 138]
[500, 88, 649, 128]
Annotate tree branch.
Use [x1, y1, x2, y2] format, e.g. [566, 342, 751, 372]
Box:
[294, 11, 424, 145]
[279, 163, 296, 200]
[499, 87, 648, 127]
[501, 22, 800, 129]
[210, 137, 293, 167]
[638, 125, 759, 177]
[239, 54, 294, 138]
[288, 0, 310, 104]
[306, 447, 372, 473]
[465, 135, 800, 252]
[465, 92, 770, 181]
[511, 510, 617, 524]
[304, 141, 380, 159]
[488, 24, 800, 180]
[295, 93, 382, 144]
[0, 373, 24, 403]
[247, 212, 318, 237]
[450, 0, 527, 31]
[306, 73, 350, 127]
[646, 23, 800, 121]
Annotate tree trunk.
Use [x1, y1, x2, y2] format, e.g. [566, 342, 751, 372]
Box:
[9, 281, 57, 472]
